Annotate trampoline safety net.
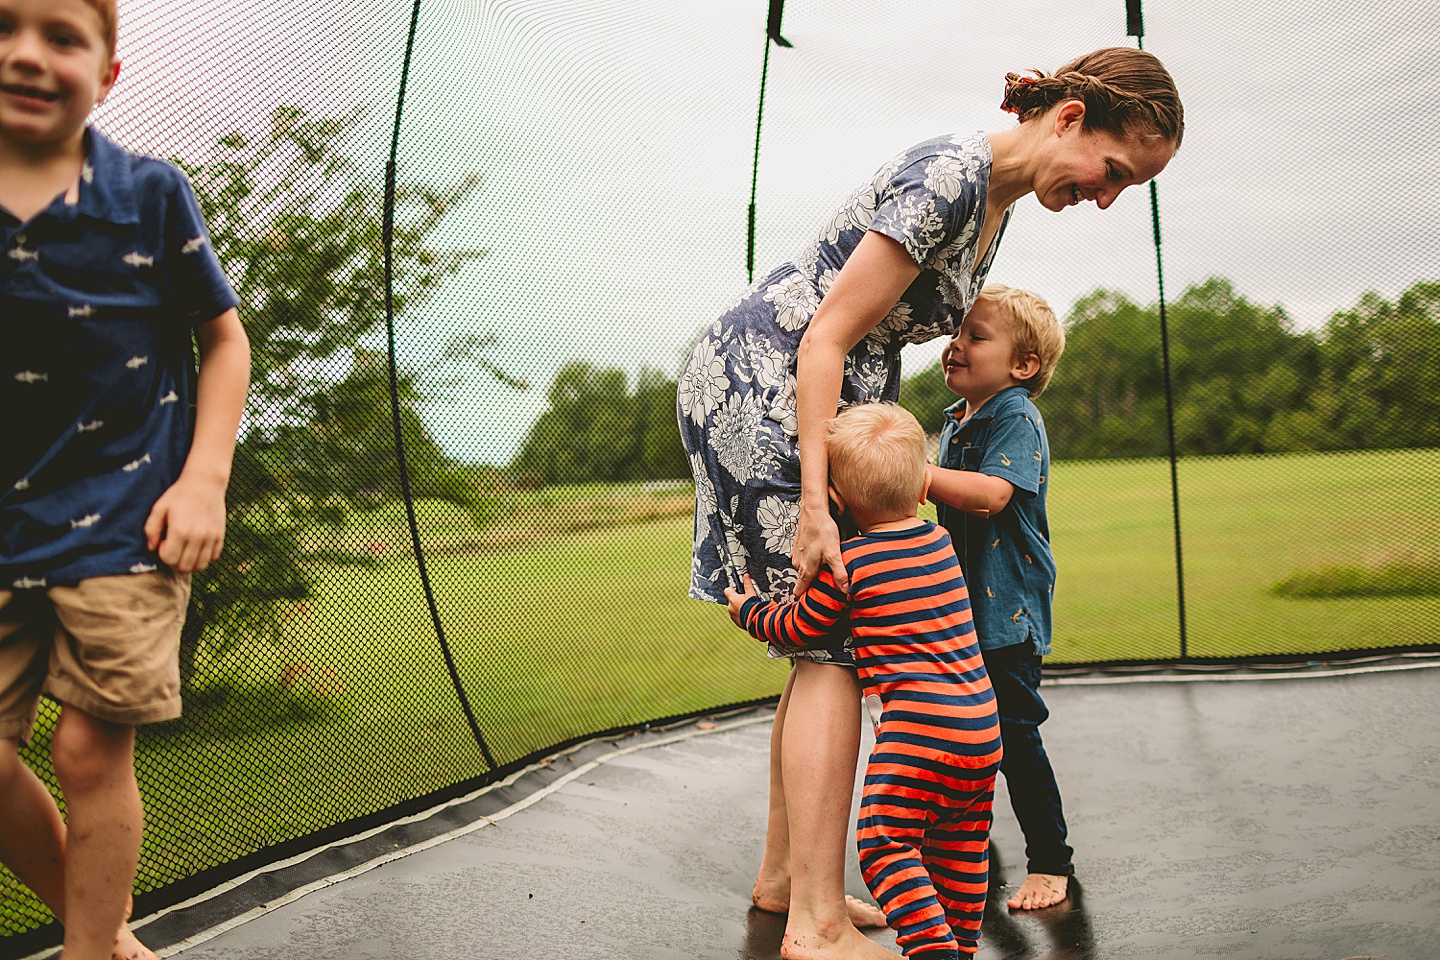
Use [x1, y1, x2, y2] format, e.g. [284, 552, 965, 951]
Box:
[1, 0, 1436, 948]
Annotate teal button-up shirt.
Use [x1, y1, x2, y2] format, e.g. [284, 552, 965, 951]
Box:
[934, 386, 1056, 654]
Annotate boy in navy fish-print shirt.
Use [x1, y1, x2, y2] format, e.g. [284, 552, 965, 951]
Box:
[0, 1, 250, 956]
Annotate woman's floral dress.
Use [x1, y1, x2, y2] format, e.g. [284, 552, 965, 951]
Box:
[678, 132, 1011, 661]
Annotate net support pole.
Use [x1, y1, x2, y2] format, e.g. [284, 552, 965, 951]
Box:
[384, 0, 498, 768]
[748, 0, 792, 283]
[1130, 4, 1189, 660]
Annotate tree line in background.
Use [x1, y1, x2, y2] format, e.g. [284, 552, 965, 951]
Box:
[510, 276, 1440, 479]
[898, 277, 1440, 459]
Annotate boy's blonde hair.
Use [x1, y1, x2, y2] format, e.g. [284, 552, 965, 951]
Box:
[79, 0, 119, 63]
[976, 284, 1066, 398]
[826, 404, 927, 518]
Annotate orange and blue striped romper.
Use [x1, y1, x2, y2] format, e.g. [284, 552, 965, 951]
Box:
[739, 521, 1001, 958]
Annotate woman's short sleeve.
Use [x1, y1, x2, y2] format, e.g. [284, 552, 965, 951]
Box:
[866, 140, 985, 272]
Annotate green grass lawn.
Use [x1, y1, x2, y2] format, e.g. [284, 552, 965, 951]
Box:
[1046, 447, 1439, 661]
[3, 449, 1437, 936]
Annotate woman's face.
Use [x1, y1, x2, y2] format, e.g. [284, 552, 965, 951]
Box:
[1033, 103, 1175, 213]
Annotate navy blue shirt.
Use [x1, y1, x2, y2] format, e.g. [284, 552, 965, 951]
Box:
[1, 127, 238, 588]
[934, 386, 1057, 654]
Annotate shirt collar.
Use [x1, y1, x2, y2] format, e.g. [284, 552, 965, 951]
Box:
[944, 385, 1029, 427]
[63, 126, 140, 226]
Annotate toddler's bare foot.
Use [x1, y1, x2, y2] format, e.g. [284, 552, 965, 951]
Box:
[1006, 872, 1068, 910]
[113, 926, 159, 960]
[751, 878, 886, 930]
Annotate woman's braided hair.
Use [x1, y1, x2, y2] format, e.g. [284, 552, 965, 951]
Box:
[1002, 47, 1184, 149]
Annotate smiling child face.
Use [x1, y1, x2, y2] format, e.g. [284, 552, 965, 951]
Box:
[943, 299, 1031, 410]
[0, 0, 118, 157]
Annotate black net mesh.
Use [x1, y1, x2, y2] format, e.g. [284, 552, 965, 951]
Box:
[2, 0, 1437, 947]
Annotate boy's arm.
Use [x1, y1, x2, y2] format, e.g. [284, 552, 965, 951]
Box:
[144, 308, 251, 574]
[926, 465, 1014, 519]
[723, 571, 849, 647]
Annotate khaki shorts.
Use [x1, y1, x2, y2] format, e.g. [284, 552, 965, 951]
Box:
[0, 571, 190, 744]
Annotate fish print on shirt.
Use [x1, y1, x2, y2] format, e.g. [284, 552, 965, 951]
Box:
[69, 304, 95, 318]
[7, 247, 38, 262]
[76, 420, 104, 433]
[14, 371, 48, 384]
[181, 237, 206, 254]
[159, 391, 179, 405]
[122, 252, 154, 268]
[130, 563, 158, 574]
[12, 577, 47, 589]
[122, 453, 152, 472]
[80, 161, 94, 184]
[125, 356, 149, 369]
[70, 513, 102, 529]
[13, 478, 29, 490]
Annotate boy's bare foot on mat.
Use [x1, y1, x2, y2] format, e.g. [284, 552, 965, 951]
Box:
[1007, 872, 1068, 910]
[113, 926, 159, 960]
[751, 879, 887, 928]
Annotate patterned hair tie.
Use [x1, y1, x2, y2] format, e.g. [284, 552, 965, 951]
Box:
[1001, 71, 1041, 115]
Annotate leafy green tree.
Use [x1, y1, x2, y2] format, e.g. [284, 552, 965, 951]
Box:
[513, 362, 688, 484]
[178, 106, 521, 687]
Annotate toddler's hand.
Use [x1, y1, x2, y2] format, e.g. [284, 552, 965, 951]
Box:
[724, 574, 758, 627]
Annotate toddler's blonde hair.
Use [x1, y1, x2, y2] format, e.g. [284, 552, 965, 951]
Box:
[826, 404, 927, 518]
[976, 284, 1066, 398]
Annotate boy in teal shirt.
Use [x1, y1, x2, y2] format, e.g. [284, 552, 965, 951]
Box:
[926, 284, 1072, 910]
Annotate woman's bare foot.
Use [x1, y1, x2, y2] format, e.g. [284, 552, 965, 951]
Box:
[751, 878, 887, 930]
[843, 895, 887, 929]
[779, 918, 902, 960]
[1006, 872, 1069, 910]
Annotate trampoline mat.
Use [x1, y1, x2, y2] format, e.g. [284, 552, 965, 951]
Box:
[45, 664, 1440, 960]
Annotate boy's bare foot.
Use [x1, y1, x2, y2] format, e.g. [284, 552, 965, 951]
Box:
[1006, 872, 1068, 910]
[113, 925, 159, 960]
[779, 919, 902, 960]
[751, 879, 887, 929]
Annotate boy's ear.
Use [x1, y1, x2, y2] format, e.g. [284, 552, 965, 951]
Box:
[96, 59, 121, 105]
[827, 483, 848, 515]
[1012, 352, 1041, 382]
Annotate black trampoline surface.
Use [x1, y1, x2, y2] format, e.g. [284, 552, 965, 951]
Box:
[82, 664, 1440, 959]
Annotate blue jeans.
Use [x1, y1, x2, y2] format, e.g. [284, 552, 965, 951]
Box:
[984, 642, 1075, 877]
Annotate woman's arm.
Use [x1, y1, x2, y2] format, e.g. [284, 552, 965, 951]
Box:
[792, 231, 919, 596]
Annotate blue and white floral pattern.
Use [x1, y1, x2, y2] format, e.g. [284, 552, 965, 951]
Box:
[678, 133, 1010, 661]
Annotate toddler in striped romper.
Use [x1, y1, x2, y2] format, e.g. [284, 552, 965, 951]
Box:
[726, 403, 1001, 958]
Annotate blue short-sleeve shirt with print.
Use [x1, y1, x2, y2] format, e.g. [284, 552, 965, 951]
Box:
[1, 127, 239, 588]
[934, 385, 1057, 654]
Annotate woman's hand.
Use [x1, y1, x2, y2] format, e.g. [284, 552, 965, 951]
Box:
[792, 502, 847, 597]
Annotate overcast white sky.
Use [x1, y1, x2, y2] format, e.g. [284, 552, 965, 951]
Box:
[102, 0, 1440, 464]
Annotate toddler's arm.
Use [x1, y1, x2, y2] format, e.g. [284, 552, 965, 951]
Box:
[144, 308, 251, 573]
[926, 465, 1014, 519]
[724, 571, 848, 647]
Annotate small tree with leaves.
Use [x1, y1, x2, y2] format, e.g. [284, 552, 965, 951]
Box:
[177, 106, 523, 688]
